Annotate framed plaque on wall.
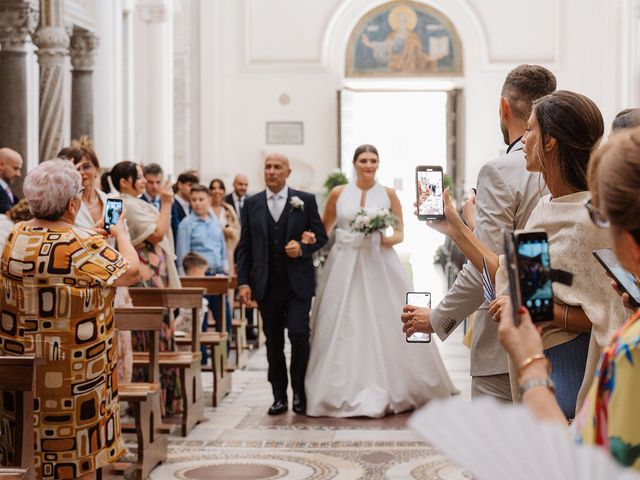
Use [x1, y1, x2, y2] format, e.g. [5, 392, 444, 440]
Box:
[266, 122, 304, 145]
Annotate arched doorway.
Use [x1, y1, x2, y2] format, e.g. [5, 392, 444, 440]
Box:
[336, 1, 465, 296]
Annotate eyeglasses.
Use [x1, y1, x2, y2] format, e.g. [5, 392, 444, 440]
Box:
[584, 199, 610, 228]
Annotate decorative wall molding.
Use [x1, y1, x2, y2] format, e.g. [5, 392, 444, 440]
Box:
[470, 0, 561, 65]
[242, 0, 328, 73]
[137, 2, 168, 24]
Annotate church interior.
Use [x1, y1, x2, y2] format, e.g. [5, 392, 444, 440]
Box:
[0, 0, 639, 479]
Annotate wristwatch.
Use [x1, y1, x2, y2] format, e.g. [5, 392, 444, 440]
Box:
[519, 377, 556, 395]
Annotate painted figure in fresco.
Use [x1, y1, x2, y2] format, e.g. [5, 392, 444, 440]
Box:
[361, 5, 438, 73]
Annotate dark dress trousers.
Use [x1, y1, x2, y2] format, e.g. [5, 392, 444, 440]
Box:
[236, 188, 327, 400]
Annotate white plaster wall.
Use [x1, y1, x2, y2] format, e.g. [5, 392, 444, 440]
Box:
[198, 0, 638, 193]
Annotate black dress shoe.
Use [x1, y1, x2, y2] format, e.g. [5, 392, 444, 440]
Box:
[268, 399, 288, 415]
[292, 393, 306, 414]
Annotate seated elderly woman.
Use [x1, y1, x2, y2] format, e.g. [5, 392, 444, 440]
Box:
[499, 126, 640, 470]
[0, 159, 140, 480]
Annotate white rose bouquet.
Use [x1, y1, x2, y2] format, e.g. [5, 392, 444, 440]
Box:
[350, 207, 397, 236]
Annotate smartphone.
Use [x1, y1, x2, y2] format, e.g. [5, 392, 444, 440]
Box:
[513, 230, 554, 323]
[503, 231, 522, 325]
[593, 248, 640, 308]
[416, 166, 444, 220]
[104, 198, 123, 232]
[405, 292, 432, 343]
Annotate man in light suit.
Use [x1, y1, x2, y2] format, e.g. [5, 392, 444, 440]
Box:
[237, 154, 327, 415]
[0, 148, 22, 213]
[402, 65, 556, 400]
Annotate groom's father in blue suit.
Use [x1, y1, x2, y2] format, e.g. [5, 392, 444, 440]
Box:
[237, 154, 327, 415]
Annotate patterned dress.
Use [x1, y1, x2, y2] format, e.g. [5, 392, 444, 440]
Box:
[0, 224, 128, 479]
[575, 308, 640, 470]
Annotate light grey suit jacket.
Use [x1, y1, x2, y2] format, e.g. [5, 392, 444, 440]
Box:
[431, 141, 547, 377]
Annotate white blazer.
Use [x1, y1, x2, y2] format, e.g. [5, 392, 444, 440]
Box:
[430, 141, 548, 377]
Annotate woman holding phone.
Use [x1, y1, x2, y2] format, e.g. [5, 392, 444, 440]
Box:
[408, 91, 626, 418]
[60, 143, 136, 384]
[305, 144, 456, 418]
[497, 126, 640, 470]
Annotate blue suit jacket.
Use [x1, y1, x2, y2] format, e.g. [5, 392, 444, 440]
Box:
[236, 188, 327, 301]
[0, 186, 17, 214]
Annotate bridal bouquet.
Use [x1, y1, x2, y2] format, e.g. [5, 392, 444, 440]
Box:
[350, 207, 397, 236]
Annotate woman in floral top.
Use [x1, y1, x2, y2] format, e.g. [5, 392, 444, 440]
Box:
[498, 126, 640, 470]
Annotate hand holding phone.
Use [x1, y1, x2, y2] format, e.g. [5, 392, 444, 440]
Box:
[504, 229, 554, 324]
[415, 166, 444, 220]
[404, 292, 432, 343]
[104, 198, 123, 233]
[593, 248, 640, 309]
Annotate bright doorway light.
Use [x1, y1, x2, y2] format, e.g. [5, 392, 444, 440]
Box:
[340, 89, 450, 297]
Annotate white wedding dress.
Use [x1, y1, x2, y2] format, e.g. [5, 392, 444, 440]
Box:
[305, 182, 457, 418]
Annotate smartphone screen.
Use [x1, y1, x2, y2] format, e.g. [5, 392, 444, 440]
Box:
[593, 249, 640, 307]
[104, 198, 123, 232]
[405, 292, 432, 343]
[416, 166, 444, 220]
[515, 231, 553, 322]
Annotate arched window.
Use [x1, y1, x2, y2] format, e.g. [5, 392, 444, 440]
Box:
[346, 1, 463, 77]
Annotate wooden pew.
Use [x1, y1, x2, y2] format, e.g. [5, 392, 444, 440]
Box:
[227, 276, 250, 369]
[128, 288, 205, 436]
[177, 276, 232, 406]
[0, 356, 39, 480]
[230, 276, 264, 350]
[0, 469, 28, 480]
[115, 307, 168, 480]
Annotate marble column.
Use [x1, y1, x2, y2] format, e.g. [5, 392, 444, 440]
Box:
[0, 0, 38, 179]
[69, 27, 99, 141]
[134, 0, 173, 173]
[33, 0, 68, 162]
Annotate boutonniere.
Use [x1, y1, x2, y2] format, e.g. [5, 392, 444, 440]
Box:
[289, 196, 304, 211]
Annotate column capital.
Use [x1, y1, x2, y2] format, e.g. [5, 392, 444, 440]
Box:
[0, 0, 38, 52]
[69, 27, 99, 71]
[33, 24, 68, 63]
[136, 1, 168, 23]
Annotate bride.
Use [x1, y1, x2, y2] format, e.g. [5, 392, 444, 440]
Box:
[305, 144, 457, 418]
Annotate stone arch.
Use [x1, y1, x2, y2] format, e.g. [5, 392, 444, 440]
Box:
[322, 0, 490, 78]
[345, 1, 463, 77]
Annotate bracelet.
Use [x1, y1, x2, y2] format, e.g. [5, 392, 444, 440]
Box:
[517, 353, 548, 376]
[562, 305, 569, 331]
[520, 376, 556, 395]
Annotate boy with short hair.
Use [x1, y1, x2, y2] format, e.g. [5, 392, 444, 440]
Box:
[176, 188, 231, 340]
[175, 251, 213, 364]
[176, 185, 228, 276]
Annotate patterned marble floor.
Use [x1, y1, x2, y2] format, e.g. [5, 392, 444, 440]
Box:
[143, 320, 471, 480]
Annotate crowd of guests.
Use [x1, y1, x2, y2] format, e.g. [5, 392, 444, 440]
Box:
[0, 62, 639, 478]
[402, 64, 640, 471]
[0, 141, 251, 479]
